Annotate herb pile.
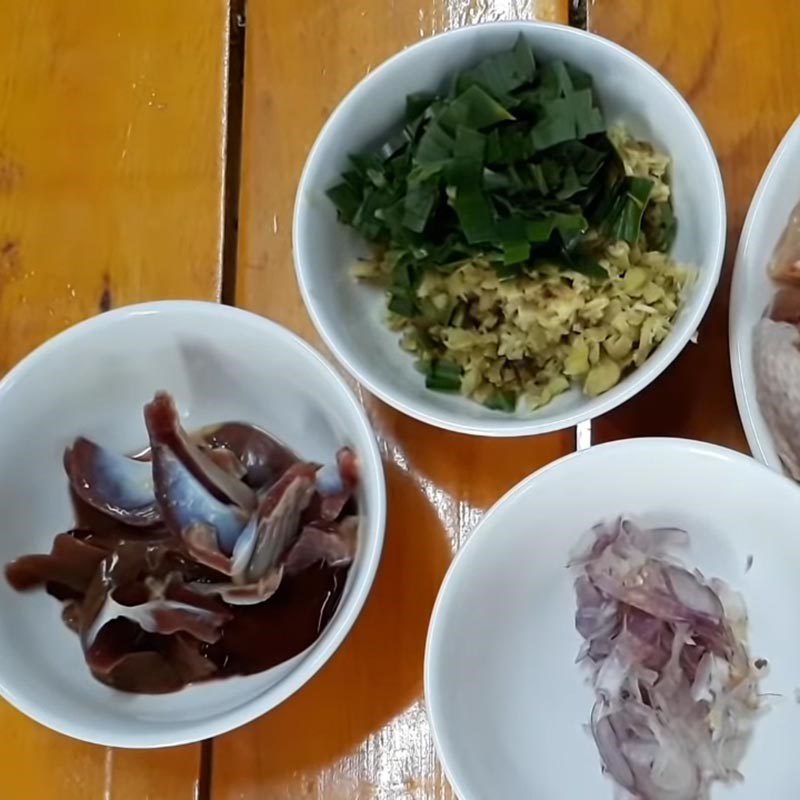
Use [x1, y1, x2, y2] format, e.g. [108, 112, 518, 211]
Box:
[327, 36, 684, 409]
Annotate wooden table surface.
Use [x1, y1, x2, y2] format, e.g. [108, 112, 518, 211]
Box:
[1, 0, 798, 797]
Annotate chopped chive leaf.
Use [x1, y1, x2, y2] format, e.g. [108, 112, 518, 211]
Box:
[437, 85, 515, 132]
[415, 121, 455, 164]
[326, 183, 361, 224]
[406, 92, 436, 123]
[484, 391, 517, 412]
[525, 218, 555, 243]
[454, 126, 487, 161]
[603, 176, 653, 243]
[425, 359, 462, 392]
[388, 293, 417, 317]
[458, 35, 536, 101]
[530, 98, 577, 150]
[453, 187, 495, 243]
[402, 179, 438, 232]
[502, 240, 530, 265]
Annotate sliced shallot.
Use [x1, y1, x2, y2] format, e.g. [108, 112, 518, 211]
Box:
[572, 518, 763, 800]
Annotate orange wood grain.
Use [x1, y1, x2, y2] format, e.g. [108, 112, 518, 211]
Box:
[220, 2, 571, 798]
[589, 0, 800, 451]
[0, 0, 229, 375]
[0, 705, 202, 800]
[0, 1, 230, 797]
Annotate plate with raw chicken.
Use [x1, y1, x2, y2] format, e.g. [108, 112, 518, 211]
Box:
[731, 114, 800, 476]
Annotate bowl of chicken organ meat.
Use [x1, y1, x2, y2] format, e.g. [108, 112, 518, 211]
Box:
[0, 301, 385, 747]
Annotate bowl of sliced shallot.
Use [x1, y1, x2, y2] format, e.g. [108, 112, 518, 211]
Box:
[425, 438, 800, 800]
[0, 301, 385, 748]
[731, 113, 800, 480]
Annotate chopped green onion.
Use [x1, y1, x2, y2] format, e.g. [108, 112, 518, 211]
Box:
[402, 179, 438, 233]
[437, 85, 515, 132]
[415, 121, 455, 164]
[484, 391, 518, 412]
[406, 92, 436, 123]
[458, 35, 536, 100]
[388, 293, 417, 317]
[603, 177, 653, 244]
[425, 359, 462, 392]
[327, 38, 669, 318]
[326, 183, 361, 224]
[453, 187, 495, 244]
[454, 126, 487, 161]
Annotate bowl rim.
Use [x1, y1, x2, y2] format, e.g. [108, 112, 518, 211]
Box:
[423, 437, 781, 799]
[729, 112, 800, 472]
[0, 300, 387, 748]
[293, 20, 726, 438]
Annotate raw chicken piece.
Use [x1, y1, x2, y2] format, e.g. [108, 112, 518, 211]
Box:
[5, 390, 361, 694]
[769, 200, 800, 283]
[769, 285, 800, 325]
[753, 317, 800, 479]
[64, 438, 159, 527]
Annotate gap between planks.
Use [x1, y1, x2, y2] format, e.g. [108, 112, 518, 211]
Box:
[199, 1, 247, 796]
[220, 0, 247, 306]
[569, 0, 587, 30]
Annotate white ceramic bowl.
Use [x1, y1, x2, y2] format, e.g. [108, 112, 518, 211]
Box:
[294, 22, 725, 437]
[731, 113, 800, 474]
[0, 301, 385, 748]
[425, 439, 800, 799]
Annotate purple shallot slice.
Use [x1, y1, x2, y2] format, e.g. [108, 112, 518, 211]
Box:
[572, 518, 763, 800]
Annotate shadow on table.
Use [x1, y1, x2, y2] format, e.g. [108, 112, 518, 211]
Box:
[367, 396, 575, 513]
[212, 460, 453, 791]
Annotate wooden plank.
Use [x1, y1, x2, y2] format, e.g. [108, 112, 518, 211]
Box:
[588, 0, 800, 450]
[0, 0, 229, 797]
[0, 0, 228, 374]
[1, 704, 203, 800]
[219, 2, 572, 798]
